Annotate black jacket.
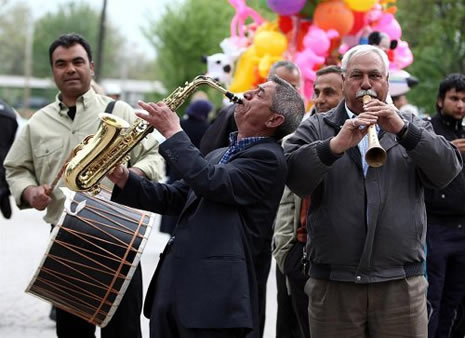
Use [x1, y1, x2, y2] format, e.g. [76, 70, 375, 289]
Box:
[113, 131, 287, 335]
[424, 112, 465, 224]
[284, 100, 462, 283]
[199, 104, 237, 155]
[0, 99, 18, 219]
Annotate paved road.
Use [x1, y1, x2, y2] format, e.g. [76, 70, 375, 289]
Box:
[0, 198, 278, 337]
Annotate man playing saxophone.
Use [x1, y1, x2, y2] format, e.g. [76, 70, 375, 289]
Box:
[4, 33, 164, 338]
[284, 44, 462, 337]
[108, 75, 305, 338]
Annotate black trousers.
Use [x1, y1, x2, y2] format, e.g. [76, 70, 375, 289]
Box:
[55, 263, 143, 338]
[278, 241, 310, 338]
[427, 223, 465, 338]
[149, 249, 247, 338]
[254, 240, 272, 338]
[451, 296, 465, 338]
[275, 267, 300, 338]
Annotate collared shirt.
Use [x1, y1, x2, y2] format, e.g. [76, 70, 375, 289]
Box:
[4, 87, 165, 225]
[345, 103, 380, 177]
[219, 132, 268, 164]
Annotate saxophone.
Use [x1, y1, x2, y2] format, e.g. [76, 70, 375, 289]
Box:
[63, 75, 242, 193]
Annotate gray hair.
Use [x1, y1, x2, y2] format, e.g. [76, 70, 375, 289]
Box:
[268, 60, 301, 78]
[269, 75, 305, 139]
[341, 44, 390, 76]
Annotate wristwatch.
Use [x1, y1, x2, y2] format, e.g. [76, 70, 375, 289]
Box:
[396, 119, 409, 140]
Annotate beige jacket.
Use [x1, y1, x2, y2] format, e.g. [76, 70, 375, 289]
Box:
[4, 88, 165, 225]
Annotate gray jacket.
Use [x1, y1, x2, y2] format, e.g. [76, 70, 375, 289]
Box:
[284, 100, 462, 283]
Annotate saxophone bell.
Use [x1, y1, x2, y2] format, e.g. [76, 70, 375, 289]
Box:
[62, 75, 242, 192]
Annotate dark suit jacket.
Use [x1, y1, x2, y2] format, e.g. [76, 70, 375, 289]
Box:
[199, 104, 237, 155]
[113, 131, 287, 335]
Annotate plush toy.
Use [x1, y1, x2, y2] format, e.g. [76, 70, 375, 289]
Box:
[202, 53, 236, 86]
[202, 38, 244, 87]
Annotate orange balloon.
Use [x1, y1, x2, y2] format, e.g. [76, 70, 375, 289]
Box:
[314, 0, 354, 36]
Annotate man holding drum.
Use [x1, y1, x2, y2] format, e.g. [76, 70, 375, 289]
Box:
[108, 75, 305, 338]
[284, 44, 462, 337]
[4, 33, 164, 338]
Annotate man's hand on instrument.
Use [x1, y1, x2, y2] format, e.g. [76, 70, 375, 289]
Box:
[22, 185, 52, 211]
[136, 101, 183, 139]
[363, 99, 404, 134]
[329, 112, 376, 154]
[107, 165, 130, 189]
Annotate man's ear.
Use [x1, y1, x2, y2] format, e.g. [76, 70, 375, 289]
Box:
[437, 97, 443, 109]
[266, 113, 285, 128]
[90, 61, 95, 76]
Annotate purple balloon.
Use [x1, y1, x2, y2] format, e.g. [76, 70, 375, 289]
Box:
[267, 0, 307, 16]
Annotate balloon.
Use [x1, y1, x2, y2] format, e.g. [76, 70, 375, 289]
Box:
[348, 11, 366, 35]
[344, 0, 378, 12]
[229, 47, 258, 93]
[304, 25, 339, 56]
[228, 0, 265, 41]
[296, 21, 312, 51]
[254, 31, 288, 57]
[229, 28, 287, 92]
[372, 13, 401, 40]
[267, 0, 307, 16]
[338, 34, 359, 54]
[278, 15, 293, 34]
[314, 1, 354, 36]
[294, 24, 338, 100]
[390, 40, 413, 70]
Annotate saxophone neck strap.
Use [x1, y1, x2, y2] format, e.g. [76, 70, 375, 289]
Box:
[105, 100, 116, 114]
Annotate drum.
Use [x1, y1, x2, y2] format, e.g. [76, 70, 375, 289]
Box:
[26, 188, 156, 327]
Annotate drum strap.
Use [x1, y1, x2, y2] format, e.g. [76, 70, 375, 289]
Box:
[105, 100, 116, 114]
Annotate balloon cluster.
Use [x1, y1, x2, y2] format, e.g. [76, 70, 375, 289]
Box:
[204, 0, 413, 101]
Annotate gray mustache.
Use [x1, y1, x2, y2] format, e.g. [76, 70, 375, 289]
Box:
[356, 90, 378, 99]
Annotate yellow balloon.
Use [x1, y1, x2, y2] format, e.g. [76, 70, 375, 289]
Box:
[254, 31, 288, 57]
[258, 55, 281, 78]
[344, 0, 378, 11]
[229, 47, 258, 93]
[229, 27, 288, 93]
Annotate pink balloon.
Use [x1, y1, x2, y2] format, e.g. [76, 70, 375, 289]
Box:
[391, 40, 413, 70]
[267, 0, 307, 16]
[228, 0, 264, 40]
[294, 49, 325, 100]
[372, 13, 402, 40]
[294, 24, 339, 100]
[338, 35, 359, 54]
[304, 25, 339, 56]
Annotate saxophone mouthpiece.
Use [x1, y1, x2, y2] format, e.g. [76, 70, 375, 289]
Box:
[225, 91, 243, 104]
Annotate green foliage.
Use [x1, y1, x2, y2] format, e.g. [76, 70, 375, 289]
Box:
[144, 0, 233, 93]
[0, 1, 31, 75]
[396, 0, 465, 115]
[32, 1, 124, 79]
